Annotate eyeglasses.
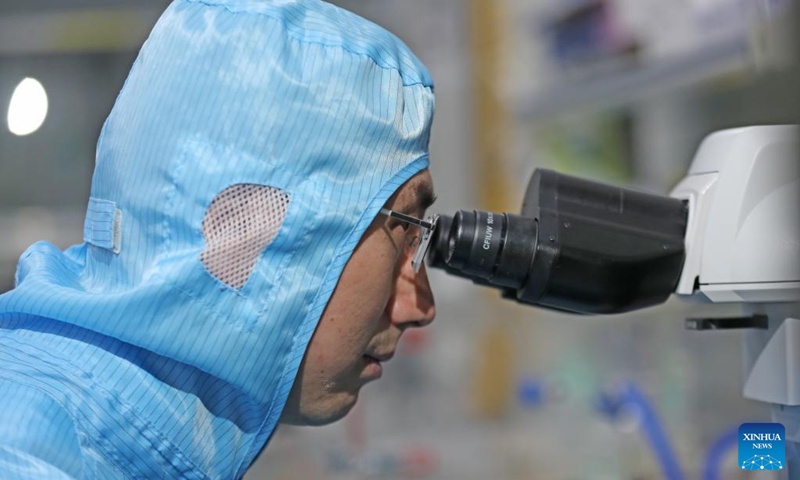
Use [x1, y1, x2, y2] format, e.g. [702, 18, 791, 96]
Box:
[380, 208, 439, 273]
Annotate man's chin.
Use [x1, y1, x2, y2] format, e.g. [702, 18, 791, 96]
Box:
[280, 392, 358, 427]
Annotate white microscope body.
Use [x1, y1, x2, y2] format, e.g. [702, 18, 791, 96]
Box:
[671, 125, 800, 476]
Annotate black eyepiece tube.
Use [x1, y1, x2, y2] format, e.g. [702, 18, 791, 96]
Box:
[428, 214, 523, 289]
[427, 169, 688, 315]
[432, 210, 538, 288]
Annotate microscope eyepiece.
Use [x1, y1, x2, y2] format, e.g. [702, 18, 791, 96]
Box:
[427, 169, 688, 314]
[435, 209, 538, 289]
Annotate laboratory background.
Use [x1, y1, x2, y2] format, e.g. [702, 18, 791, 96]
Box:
[1, 0, 798, 479]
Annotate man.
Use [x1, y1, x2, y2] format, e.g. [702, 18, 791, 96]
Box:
[281, 168, 437, 427]
[0, 0, 436, 478]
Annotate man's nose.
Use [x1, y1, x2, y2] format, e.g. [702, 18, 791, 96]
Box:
[388, 262, 436, 328]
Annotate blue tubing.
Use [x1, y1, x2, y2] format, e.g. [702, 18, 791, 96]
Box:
[702, 425, 739, 480]
[596, 382, 686, 480]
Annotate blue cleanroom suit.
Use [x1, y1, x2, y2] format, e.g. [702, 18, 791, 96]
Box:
[0, 1, 434, 478]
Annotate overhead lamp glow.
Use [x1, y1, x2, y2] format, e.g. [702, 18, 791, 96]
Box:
[7, 77, 48, 136]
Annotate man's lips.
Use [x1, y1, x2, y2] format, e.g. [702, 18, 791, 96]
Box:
[364, 351, 395, 363]
[362, 352, 391, 379]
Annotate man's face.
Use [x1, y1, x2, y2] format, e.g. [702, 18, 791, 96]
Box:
[280, 170, 437, 426]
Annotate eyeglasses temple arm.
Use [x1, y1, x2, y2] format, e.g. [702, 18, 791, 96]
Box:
[380, 208, 435, 230]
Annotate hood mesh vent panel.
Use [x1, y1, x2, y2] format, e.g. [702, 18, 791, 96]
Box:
[201, 184, 290, 289]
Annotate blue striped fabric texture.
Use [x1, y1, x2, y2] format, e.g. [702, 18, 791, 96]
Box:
[0, 0, 434, 478]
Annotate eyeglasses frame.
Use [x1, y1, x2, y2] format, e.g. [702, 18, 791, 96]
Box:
[379, 208, 438, 273]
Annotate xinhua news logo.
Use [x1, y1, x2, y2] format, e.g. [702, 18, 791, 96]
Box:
[739, 423, 785, 471]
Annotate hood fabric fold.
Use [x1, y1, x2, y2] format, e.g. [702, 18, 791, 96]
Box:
[0, 1, 434, 478]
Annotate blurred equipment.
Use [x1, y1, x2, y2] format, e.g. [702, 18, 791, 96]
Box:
[430, 125, 800, 476]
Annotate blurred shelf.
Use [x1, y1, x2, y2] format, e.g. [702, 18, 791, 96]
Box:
[515, 37, 753, 122]
[0, 6, 163, 55]
[0, 0, 167, 15]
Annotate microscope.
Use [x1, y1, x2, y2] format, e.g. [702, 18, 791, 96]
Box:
[427, 125, 799, 475]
